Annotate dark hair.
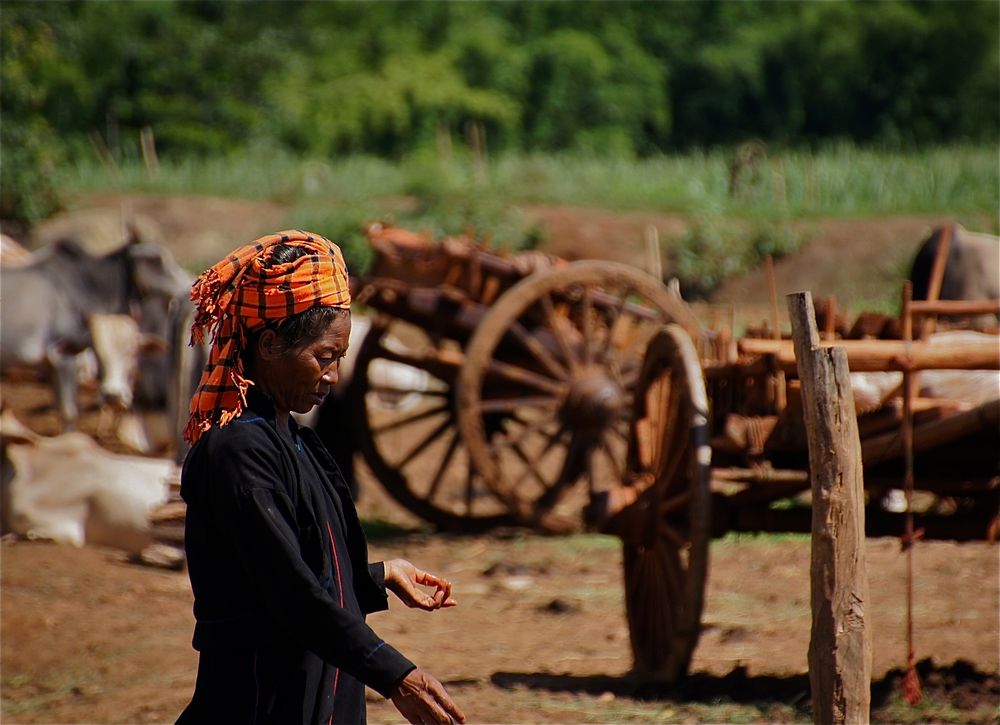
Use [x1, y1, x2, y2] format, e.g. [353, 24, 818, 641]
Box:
[247, 243, 349, 353]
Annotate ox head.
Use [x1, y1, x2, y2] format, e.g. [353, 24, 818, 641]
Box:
[87, 314, 168, 411]
[124, 238, 192, 301]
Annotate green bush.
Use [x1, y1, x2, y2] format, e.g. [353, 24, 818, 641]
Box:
[0, 117, 63, 224]
[672, 216, 809, 299]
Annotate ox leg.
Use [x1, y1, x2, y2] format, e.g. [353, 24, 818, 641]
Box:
[48, 350, 86, 431]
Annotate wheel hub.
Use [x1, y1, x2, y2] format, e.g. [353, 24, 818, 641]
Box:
[560, 367, 626, 430]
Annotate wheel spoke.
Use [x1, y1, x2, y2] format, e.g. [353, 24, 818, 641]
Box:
[656, 382, 690, 495]
[660, 544, 685, 625]
[584, 447, 597, 496]
[540, 292, 581, 371]
[535, 432, 589, 512]
[492, 415, 558, 452]
[502, 422, 570, 500]
[463, 465, 476, 516]
[507, 320, 570, 382]
[598, 435, 624, 482]
[368, 345, 456, 377]
[425, 431, 461, 502]
[655, 425, 687, 498]
[641, 371, 672, 474]
[370, 404, 450, 435]
[614, 311, 655, 361]
[394, 415, 454, 470]
[660, 490, 691, 516]
[610, 420, 630, 446]
[598, 287, 632, 362]
[510, 440, 558, 499]
[368, 384, 448, 398]
[477, 395, 560, 414]
[484, 358, 567, 396]
[655, 369, 684, 475]
[580, 285, 595, 365]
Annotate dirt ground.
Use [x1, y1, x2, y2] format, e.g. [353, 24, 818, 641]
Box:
[3, 500, 998, 724]
[2, 195, 999, 724]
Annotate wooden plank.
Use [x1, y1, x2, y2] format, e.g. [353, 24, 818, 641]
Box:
[738, 336, 1000, 372]
[788, 291, 872, 725]
[910, 299, 1000, 316]
[861, 399, 999, 466]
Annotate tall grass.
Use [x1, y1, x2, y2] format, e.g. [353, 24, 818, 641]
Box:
[57, 143, 998, 219]
[56, 148, 406, 203]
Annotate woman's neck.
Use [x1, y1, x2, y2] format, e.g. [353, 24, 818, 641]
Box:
[244, 358, 291, 431]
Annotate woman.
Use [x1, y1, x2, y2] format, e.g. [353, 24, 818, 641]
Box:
[177, 230, 465, 725]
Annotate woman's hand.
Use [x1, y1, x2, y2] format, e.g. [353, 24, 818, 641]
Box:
[384, 559, 456, 610]
[391, 667, 465, 724]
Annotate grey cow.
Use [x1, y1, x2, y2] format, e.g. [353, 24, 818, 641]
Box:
[0, 233, 190, 429]
[909, 224, 1000, 328]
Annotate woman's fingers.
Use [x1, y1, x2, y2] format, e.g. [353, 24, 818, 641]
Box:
[386, 560, 458, 610]
[429, 676, 466, 723]
[415, 571, 455, 607]
[391, 668, 466, 724]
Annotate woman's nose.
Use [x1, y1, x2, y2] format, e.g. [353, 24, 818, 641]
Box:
[321, 364, 339, 385]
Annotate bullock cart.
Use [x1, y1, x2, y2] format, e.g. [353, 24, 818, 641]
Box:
[343, 225, 997, 684]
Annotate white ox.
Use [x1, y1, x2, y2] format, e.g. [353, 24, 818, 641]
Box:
[1, 410, 176, 554]
[850, 330, 1000, 411]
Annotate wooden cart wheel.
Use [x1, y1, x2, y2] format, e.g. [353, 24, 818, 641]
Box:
[349, 315, 513, 532]
[611, 323, 712, 685]
[456, 261, 702, 533]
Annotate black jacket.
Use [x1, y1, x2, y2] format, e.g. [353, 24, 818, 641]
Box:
[177, 389, 414, 724]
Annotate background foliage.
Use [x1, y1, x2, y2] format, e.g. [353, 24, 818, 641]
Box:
[3, 0, 997, 224]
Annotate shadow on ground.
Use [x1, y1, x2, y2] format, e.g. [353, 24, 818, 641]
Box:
[492, 659, 997, 713]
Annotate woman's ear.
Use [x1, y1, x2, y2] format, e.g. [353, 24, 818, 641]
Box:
[257, 329, 282, 361]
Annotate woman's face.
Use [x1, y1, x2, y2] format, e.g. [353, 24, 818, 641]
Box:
[266, 313, 351, 415]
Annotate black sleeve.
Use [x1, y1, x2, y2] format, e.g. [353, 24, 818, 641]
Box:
[208, 431, 414, 697]
[369, 562, 387, 593]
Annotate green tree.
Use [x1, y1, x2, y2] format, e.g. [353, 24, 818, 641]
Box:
[1, 5, 70, 223]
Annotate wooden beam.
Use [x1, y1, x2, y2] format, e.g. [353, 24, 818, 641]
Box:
[861, 399, 999, 465]
[910, 299, 1000, 316]
[738, 337, 1000, 372]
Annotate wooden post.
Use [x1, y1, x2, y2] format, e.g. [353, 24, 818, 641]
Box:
[765, 255, 787, 411]
[899, 281, 923, 704]
[140, 126, 159, 176]
[823, 296, 837, 341]
[465, 120, 488, 184]
[644, 224, 663, 281]
[917, 224, 952, 340]
[787, 291, 872, 725]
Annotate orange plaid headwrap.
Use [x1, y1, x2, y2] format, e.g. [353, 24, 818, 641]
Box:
[184, 230, 351, 444]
